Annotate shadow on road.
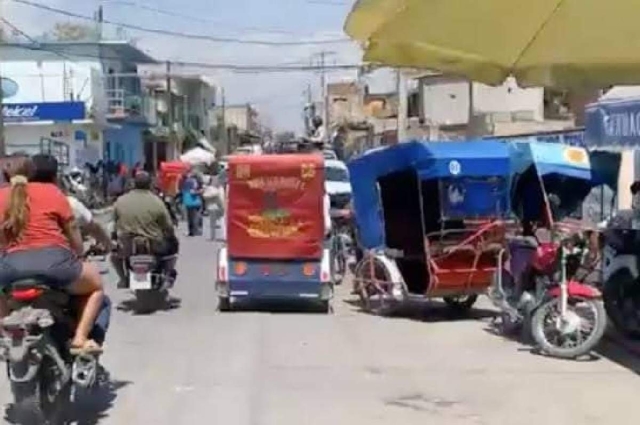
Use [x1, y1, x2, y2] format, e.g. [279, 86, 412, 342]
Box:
[116, 296, 182, 315]
[593, 329, 640, 375]
[69, 378, 132, 425]
[221, 299, 330, 314]
[482, 317, 604, 362]
[343, 297, 497, 323]
[3, 378, 132, 425]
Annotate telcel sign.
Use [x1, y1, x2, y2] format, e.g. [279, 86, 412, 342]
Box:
[2, 102, 85, 123]
[2, 104, 39, 120]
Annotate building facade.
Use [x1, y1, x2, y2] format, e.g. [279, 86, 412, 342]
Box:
[140, 72, 217, 168]
[0, 41, 157, 169]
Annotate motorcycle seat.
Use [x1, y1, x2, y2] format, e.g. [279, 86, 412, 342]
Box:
[9, 278, 50, 290]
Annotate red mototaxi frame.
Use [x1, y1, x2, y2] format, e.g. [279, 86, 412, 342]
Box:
[159, 160, 190, 196]
[227, 154, 325, 260]
[547, 281, 601, 299]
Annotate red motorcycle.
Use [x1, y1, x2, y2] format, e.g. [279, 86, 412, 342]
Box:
[489, 230, 607, 359]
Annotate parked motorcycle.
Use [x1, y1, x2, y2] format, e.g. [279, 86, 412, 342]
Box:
[0, 249, 106, 424]
[488, 232, 607, 359]
[122, 236, 177, 313]
[330, 209, 354, 285]
[601, 219, 640, 338]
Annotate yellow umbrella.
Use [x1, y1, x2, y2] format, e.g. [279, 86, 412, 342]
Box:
[344, 0, 640, 88]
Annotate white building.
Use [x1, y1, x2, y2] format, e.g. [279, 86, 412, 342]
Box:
[141, 71, 217, 137]
[416, 73, 573, 138]
[0, 41, 157, 168]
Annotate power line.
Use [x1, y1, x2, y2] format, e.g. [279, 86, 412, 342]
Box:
[6, 43, 362, 73]
[99, 0, 316, 36]
[305, 0, 350, 5]
[10, 0, 352, 46]
[1, 18, 74, 62]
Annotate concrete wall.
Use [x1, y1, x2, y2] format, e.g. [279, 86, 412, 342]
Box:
[225, 106, 250, 132]
[420, 75, 544, 126]
[103, 123, 145, 167]
[4, 122, 102, 169]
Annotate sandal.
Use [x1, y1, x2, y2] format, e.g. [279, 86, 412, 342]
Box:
[69, 339, 103, 355]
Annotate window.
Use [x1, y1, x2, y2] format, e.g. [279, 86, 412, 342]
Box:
[325, 166, 349, 182]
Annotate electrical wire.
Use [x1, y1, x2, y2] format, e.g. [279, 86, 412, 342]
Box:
[6, 43, 362, 73]
[98, 0, 316, 36]
[10, 0, 353, 46]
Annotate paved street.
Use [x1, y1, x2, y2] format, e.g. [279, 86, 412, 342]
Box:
[4, 225, 640, 425]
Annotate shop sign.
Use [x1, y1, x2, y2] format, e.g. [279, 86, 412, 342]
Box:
[2, 102, 85, 123]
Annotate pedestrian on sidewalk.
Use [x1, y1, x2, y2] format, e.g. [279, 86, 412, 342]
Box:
[181, 169, 203, 236]
[203, 173, 226, 241]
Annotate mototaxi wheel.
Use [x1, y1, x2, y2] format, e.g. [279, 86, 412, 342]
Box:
[443, 295, 478, 313]
[218, 296, 231, 312]
[531, 297, 607, 359]
[603, 269, 640, 339]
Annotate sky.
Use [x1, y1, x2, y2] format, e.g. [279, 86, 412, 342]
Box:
[1, 0, 396, 132]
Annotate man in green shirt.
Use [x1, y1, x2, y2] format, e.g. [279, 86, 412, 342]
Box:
[112, 172, 178, 288]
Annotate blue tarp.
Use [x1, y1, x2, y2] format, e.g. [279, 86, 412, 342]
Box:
[348, 140, 512, 249]
[510, 141, 592, 181]
[416, 140, 511, 179]
[585, 98, 640, 147]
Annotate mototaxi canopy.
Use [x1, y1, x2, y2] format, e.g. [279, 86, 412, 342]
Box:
[510, 142, 593, 222]
[348, 140, 512, 249]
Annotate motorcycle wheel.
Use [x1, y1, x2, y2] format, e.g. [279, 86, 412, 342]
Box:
[333, 253, 346, 285]
[11, 358, 71, 425]
[531, 297, 607, 359]
[603, 269, 640, 339]
[218, 296, 231, 312]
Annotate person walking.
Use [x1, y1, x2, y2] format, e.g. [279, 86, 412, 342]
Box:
[181, 170, 203, 236]
[203, 173, 226, 241]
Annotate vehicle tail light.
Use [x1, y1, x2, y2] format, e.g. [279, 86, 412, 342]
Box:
[233, 262, 247, 276]
[320, 248, 331, 283]
[2, 327, 26, 340]
[218, 265, 227, 282]
[302, 263, 316, 276]
[11, 288, 43, 302]
[217, 247, 228, 282]
[132, 264, 151, 274]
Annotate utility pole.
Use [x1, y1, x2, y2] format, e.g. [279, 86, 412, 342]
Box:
[312, 51, 335, 138]
[320, 51, 328, 132]
[0, 76, 5, 158]
[396, 69, 408, 143]
[163, 60, 172, 168]
[220, 87, 228, 155]
[0, 0, 6, 156]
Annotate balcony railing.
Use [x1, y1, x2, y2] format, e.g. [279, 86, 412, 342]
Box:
[105, 89, 156, 124]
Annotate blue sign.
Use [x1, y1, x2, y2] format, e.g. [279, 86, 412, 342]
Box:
[2, 102, 85, 123]
[586, 99, 640, 147]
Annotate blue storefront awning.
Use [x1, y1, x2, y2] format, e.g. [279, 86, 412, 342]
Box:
[585, 97, 640, 147]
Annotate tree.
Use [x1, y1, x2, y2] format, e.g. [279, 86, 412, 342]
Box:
[49, 22, 95, 41]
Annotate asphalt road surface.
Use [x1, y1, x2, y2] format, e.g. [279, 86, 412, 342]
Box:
[4, 223, 640, 424]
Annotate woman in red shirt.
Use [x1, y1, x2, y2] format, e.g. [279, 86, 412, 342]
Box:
[0, 157, 105, 351]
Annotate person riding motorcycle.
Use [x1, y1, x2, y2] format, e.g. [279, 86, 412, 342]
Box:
[0, 155, 105, 352]
[112, 171, 179, 288]
[309, 116, 327, 145]
[29, 154, 112, 345]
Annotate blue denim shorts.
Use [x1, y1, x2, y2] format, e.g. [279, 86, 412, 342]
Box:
[0, 246, 82, 290]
